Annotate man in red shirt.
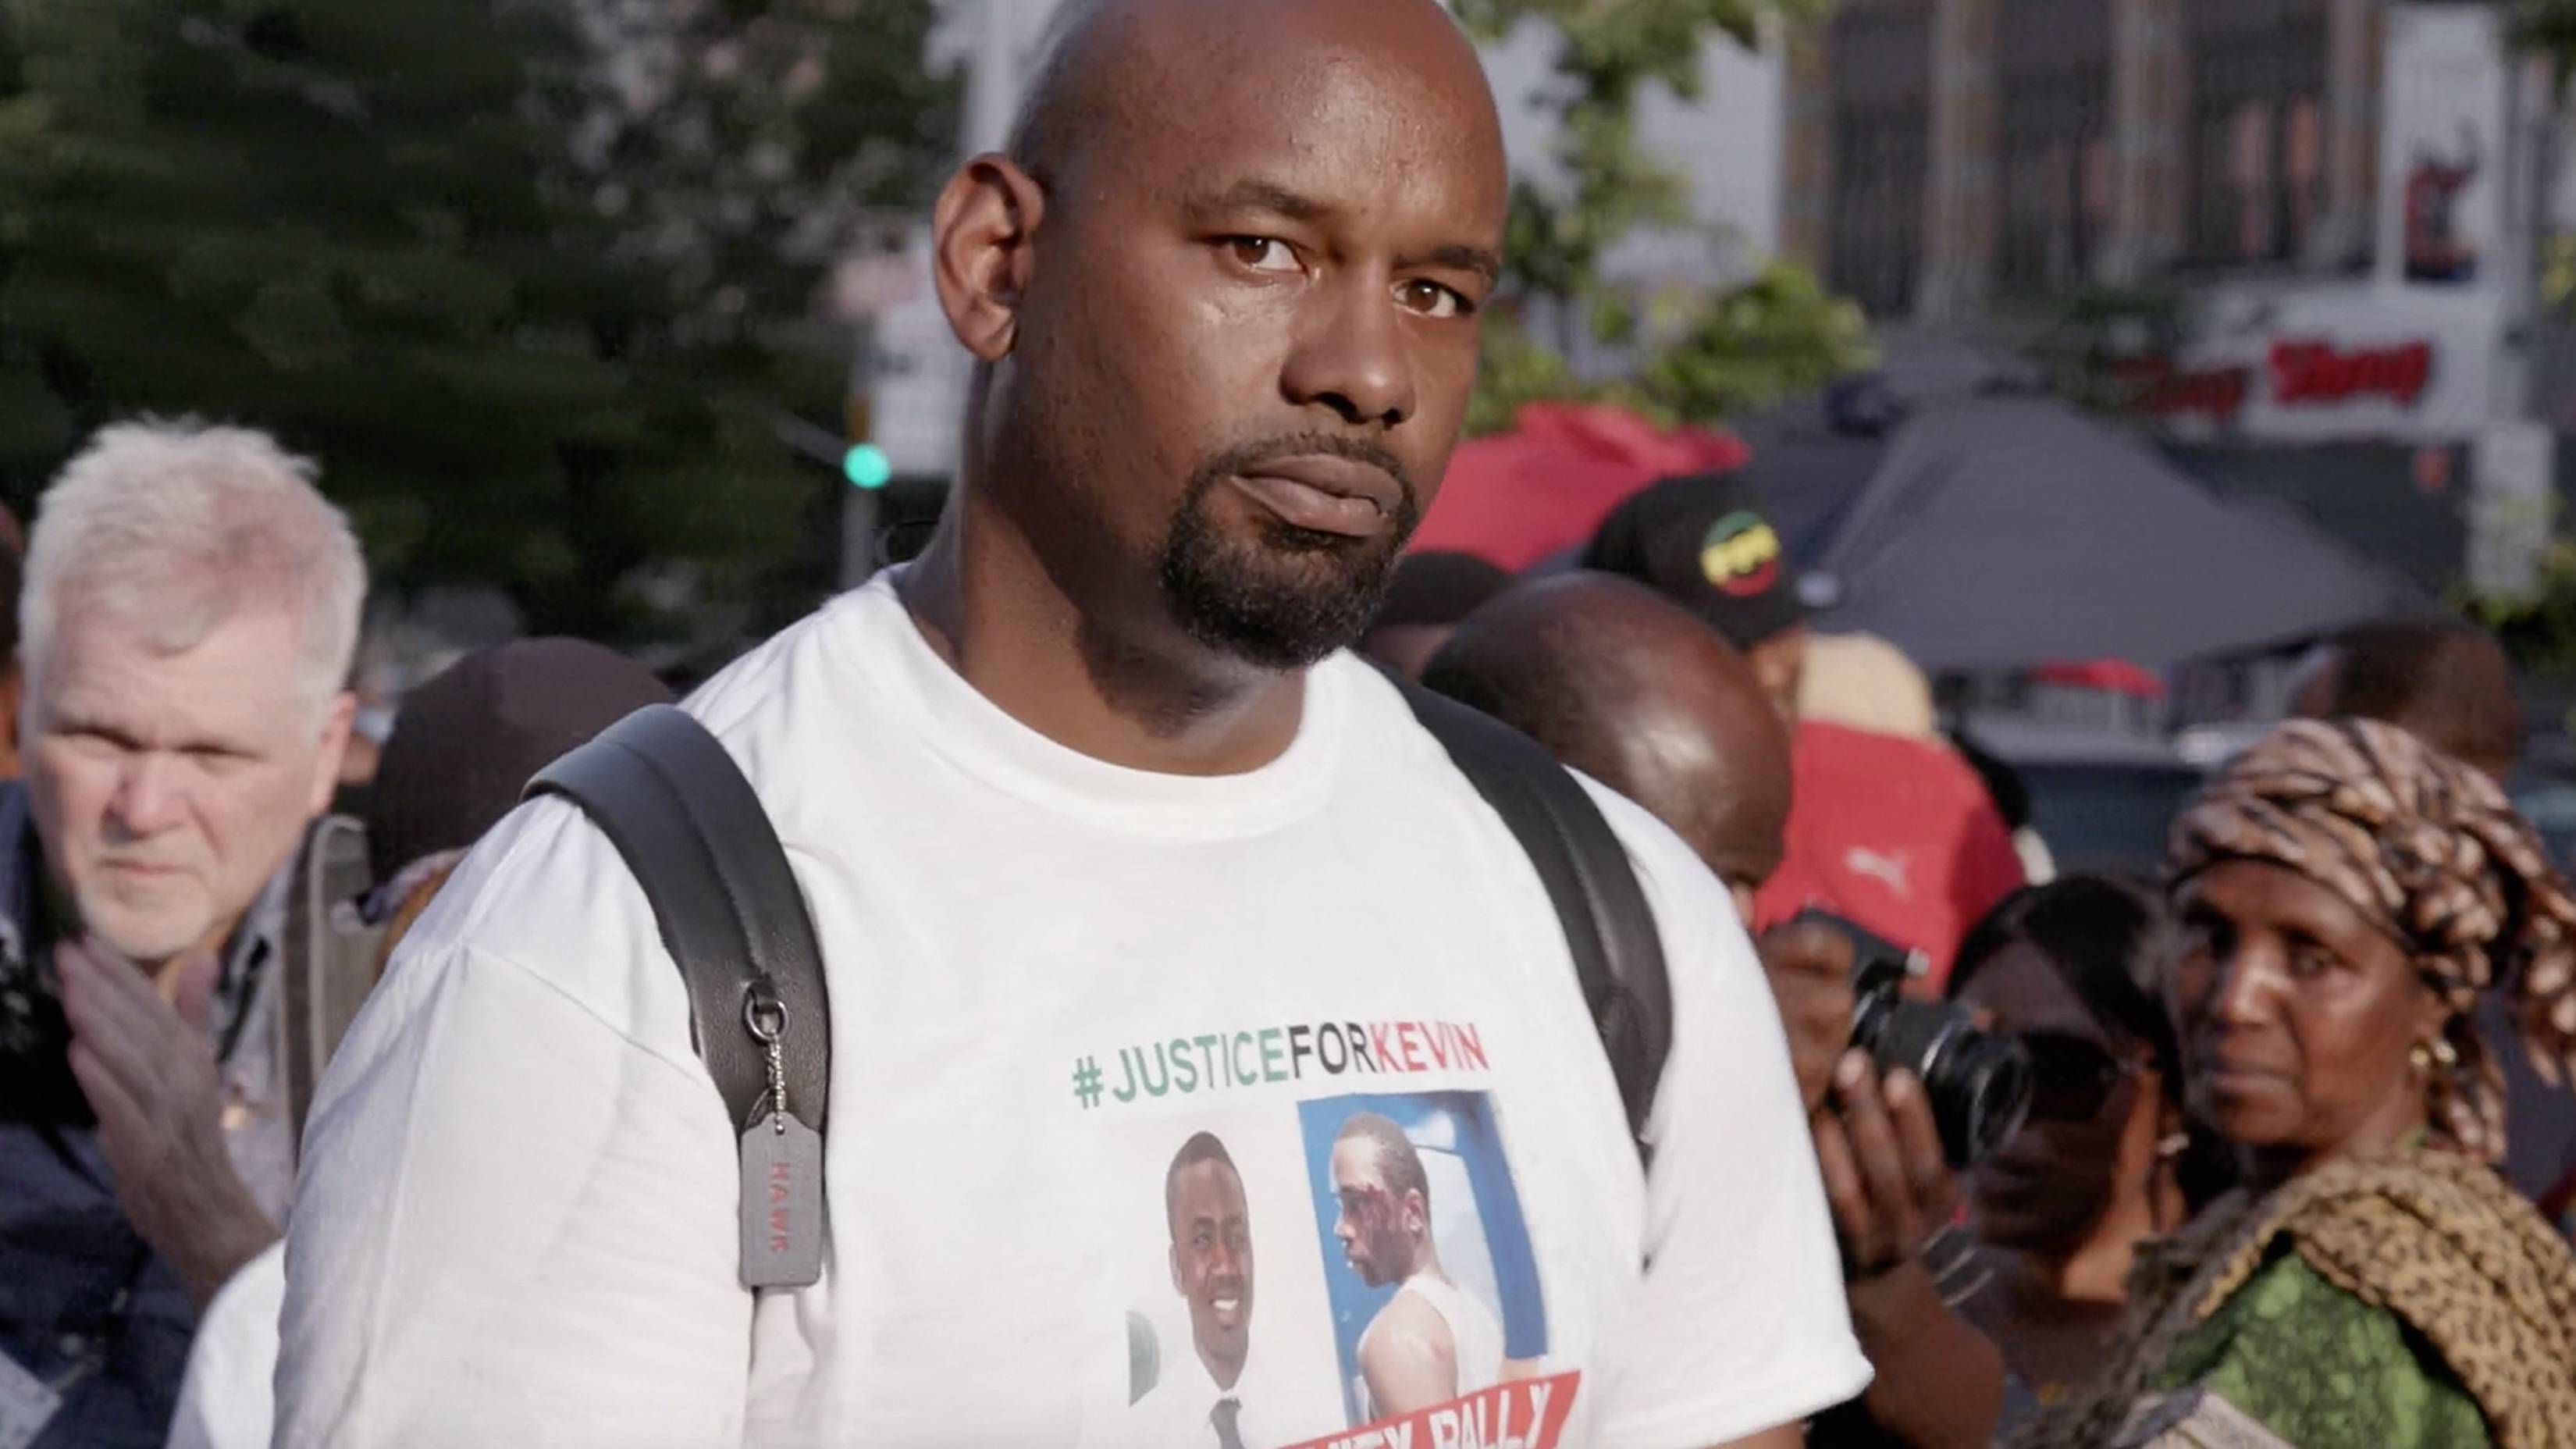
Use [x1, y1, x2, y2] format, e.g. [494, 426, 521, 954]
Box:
[1586, 470, 2022, 983]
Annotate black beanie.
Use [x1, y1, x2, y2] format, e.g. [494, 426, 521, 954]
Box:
[365, 637, 674, 885]
[1581, 469, 1805, 650]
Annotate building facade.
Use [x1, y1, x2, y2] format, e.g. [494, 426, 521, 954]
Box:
[1789, 0, 2567, 596]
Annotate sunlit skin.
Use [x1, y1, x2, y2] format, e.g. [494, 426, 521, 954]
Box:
[907, 0, 1507, 777]
[1166, 1157, 1255, 1390]
[1746, 626, 1808, 724]
[2171, 860, 2450, 1191]
[26, 606, 351, 975]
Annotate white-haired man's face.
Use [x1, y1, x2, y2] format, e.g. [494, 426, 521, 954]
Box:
[26, 603, 351, 967]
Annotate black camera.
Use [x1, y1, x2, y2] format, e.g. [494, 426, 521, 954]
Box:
[1795, 909, 2031, 1169]
[0, 948, 92, 1125]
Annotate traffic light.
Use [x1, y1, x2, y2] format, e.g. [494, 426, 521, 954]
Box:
[843, 395, 891, 490]
[842, 443, 892, 490]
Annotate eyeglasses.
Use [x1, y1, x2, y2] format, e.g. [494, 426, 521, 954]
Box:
[2020, 1031, 2139, 1123]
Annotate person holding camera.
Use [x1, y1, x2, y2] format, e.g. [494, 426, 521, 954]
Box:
[1759, 918, 2013, 1449]
[0, 422, 368, 1449]
[1939, 879, 2208, 1419]
[1423, 572, 2011, 1448]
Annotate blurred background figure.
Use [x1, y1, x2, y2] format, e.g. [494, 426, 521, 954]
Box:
[2021, 720, 2576, 1449]
[1423, 572, 2012, 1449]
[2290, 614, 2576, 1208]
[1360, 550, 1516, 682]
[1421, 571, 1791, 920]
[0, 420, 365, 1449]
[1941, 878, 2201, 1423]
[1799, 632, 1939, 741]
[359, 635, 675, 936]
[2291, 618, 2522, 784]
[165, 635, 673, 1449]
[1585, 471, 2025, 984]
[1584, 469, 1809, 718]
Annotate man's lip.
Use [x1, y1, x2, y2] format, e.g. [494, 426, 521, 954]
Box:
[1229, 454, 1402, 538]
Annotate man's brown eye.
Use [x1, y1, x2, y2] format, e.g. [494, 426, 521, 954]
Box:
[1227, 237, 1297, 272]
[1398, 279, 1466, 319]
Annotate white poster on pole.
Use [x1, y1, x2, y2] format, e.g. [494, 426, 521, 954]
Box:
[2378, 6, 2508, 292]
[2469, 419, 2556, 600]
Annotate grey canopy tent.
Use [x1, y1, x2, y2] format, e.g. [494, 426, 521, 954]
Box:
[1802, 397, 2426, 672]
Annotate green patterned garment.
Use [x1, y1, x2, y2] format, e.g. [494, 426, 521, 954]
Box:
[2150, 1248, 2493, 1449]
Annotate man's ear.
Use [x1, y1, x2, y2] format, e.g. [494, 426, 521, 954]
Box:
[933, 153, 1048, 363]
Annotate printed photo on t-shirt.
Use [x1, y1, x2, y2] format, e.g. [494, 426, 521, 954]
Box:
[1095, 1084, 1578, 1448]
[1112, 1110, 1347, 1449]
[1295, 1091, 1578, 1449]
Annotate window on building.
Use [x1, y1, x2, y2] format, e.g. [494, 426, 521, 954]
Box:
[1996, 0, 2114, 295]
[1827, 0, 1932, 317]
[2185, 0, 2329, 268]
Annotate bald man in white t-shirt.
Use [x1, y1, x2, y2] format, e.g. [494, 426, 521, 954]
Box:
[269, 0, 1870, 1443]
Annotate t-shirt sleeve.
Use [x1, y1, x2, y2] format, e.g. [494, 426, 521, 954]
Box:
[272, 806, 753, 1448]
[1580, 783, 1874, 1449]
[166, 1241, 286, 1449]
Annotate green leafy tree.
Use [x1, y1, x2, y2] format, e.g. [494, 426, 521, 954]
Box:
[1451, 0, 1872, 434]
[0, 0, 952, 643]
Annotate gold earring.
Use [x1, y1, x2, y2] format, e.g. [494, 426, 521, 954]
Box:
[2410, 1038, 2460, 1077]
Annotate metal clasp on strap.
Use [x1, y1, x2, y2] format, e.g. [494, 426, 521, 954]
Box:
[743, 982, 787, 1045]
[743, 982, 790, 1133]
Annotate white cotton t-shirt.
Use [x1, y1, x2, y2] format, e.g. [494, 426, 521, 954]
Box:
[274, 575, 1868, 1449]
[164, 1241, 286, 1449]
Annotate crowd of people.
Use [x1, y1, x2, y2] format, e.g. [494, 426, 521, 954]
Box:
[2, 0, 2574, 1447]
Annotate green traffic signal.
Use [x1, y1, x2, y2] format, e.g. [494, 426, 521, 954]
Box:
[842, 443, 893, 490]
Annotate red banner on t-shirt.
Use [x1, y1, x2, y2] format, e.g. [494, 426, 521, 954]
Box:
[1277, 1372, 1582, 1449]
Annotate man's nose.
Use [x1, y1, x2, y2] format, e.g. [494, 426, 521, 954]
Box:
[1281, 275, 1415, 429]
[111, 751, 187, 835]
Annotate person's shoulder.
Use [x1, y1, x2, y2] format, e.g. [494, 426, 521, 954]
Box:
[2175, 1249, 2490, 1446]
[372, 775, 684, 1059]
[1571, 771, 1751, 971]
[1364, 1284, 1458, 1359]
[682, 584, 888, 756]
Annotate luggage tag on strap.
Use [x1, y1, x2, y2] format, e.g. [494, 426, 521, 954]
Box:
[738, 990, 824, 1289]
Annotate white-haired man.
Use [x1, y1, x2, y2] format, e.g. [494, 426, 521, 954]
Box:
[0, 420, 368, 1449]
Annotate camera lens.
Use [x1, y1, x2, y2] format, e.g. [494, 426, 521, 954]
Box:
[1859, 1000, 2033, 1168]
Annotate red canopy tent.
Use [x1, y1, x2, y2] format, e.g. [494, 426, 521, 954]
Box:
[2029, 658, 2168, 700]
[1412, 402, 1749, 570]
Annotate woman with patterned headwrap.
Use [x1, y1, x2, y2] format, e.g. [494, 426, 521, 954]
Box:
[2016, 717, 2576, 1449]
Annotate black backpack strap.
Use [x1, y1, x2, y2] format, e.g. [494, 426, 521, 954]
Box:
[525, 705, 831, 1141]
[1400, 682, 1673, 1166]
